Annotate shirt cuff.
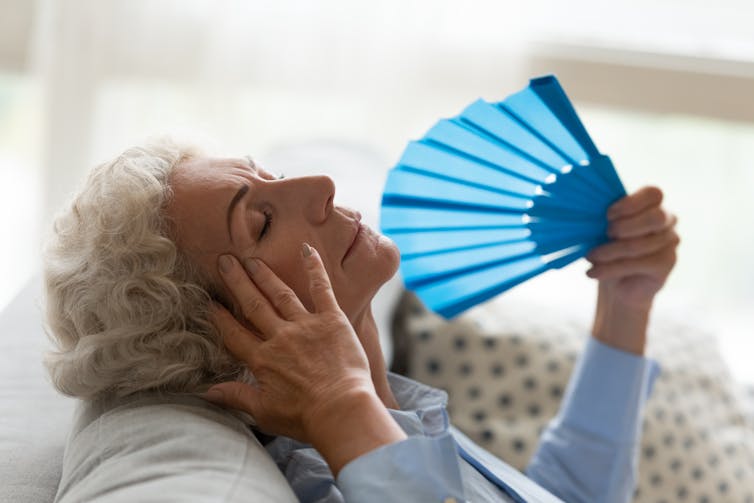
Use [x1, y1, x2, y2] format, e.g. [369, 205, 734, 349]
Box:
[556, 336, 661, 443]
[336, 432, 465, 502]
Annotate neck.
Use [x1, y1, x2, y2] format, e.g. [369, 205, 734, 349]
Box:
[350, 306, 400, 410]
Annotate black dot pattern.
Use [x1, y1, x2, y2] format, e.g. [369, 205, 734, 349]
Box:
[459, 362, 472, 376]
[523, 376, 537, 390]
[397, 291, 754, 502]
[490, 363, 505, 377]
[454, 336, 467, 351]
[472, 410, 486, 422]
[426, 358, 441, 374]
[498, 393, 512, 408]
[549, 385, 563, 399]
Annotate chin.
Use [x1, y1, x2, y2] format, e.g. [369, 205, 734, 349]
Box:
[339, 234, 401, 317]
[358, 234, 400, 295]
[376, 233, 401, 282]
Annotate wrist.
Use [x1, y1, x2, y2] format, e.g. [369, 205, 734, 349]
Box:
[304, 386, 407, 476]
[592, 287, 651, 356]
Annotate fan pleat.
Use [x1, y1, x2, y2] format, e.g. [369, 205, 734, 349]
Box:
[458, 100, 569, 171]
[501, 91, 589, 165]
[425, 121, 554, 181]
[541, 166, 605, 206]
[380, 206, 525, 232]
[589, 154, 627, 197]
[401, 241, 537, 287]
[383, 170, 532, 212]
[530, 75, 600, 158]
[415, 255, 548, 318]
[401, 141, 539, 196]
[391, 228, 531, 257]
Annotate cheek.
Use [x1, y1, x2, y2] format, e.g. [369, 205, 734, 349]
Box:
[256, 234, 400, 315]
[264, 252, 314, 310]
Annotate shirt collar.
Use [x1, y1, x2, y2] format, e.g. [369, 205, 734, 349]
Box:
[386, 372, 449, 436]
[387, 371, 448, 411]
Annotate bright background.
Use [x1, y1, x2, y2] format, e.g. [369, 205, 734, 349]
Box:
[1, 0, 753, 379]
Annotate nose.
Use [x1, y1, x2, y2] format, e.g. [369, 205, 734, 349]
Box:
[279, 175, 335, 224]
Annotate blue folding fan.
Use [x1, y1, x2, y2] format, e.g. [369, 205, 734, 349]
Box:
[380, 75, 626, 318]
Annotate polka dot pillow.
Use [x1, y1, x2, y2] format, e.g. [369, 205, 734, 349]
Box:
[392, 291, 754, 503]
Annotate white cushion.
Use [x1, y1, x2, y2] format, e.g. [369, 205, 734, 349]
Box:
[0, 277, 297, 502]
[55, 394, 296, 503]
[0, 276, 75, 503]
[396, 291, 754, 503]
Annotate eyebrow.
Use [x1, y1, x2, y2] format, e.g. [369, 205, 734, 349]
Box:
[227, 184, 250, 243]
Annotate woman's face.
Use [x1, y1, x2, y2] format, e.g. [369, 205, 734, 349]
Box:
[166, 157, 400, 319]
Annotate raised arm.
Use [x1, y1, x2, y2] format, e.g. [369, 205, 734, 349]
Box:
[527, 186, 678, 503]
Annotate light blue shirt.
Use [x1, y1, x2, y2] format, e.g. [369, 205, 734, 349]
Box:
[263, 337, 660, 502]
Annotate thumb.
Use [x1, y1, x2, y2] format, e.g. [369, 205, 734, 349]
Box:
[202, 381, 260, 416]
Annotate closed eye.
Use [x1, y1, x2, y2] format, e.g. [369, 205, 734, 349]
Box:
[257, 174, 284, 239]
[259, 210, 272, 239]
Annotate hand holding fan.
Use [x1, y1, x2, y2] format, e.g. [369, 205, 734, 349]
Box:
[380, 75, 626, 318]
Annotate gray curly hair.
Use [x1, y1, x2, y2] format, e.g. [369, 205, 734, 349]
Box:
[44, 139, 242, 400]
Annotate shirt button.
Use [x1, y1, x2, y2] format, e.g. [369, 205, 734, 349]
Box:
[443, 498, 458, 503]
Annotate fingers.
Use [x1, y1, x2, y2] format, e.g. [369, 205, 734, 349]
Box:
[218, 254, 282, 336]
[589, 227, 680, 263]
[586, 246, 677, 281]
[211, 303, 263, 364]
[242, 257, 307, 320]
[302, 243, 339, 313]
[203, 381, 259, 417]
[607, 186, 663, 220]
[608, 209, 677, 240]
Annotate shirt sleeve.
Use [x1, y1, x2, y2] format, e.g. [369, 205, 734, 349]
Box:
[526, 336, 661, 503]
[336, 432, 466, 503]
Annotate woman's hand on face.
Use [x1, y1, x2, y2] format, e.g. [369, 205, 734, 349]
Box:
[203, 243, 376, 444]
[586, 186, 680, 310]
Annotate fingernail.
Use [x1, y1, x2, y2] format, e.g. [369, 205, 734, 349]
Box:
[202, 388, 224, 403]
[243, 257, 258, 275]
[302, 242, 312, 257]
[219, 254, 234, 274]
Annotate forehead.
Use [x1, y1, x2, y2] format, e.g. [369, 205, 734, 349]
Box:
[170, 157, 253, 187]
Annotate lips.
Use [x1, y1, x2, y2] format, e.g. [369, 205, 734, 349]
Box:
[342, 222, 362, 263]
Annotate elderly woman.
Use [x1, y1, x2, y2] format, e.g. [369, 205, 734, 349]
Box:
[45, 140, 678, 502]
